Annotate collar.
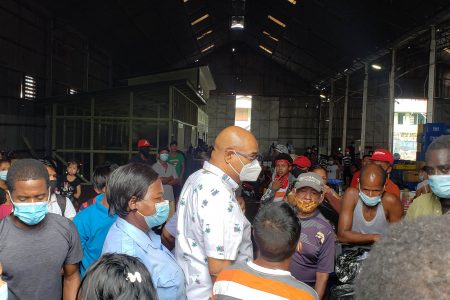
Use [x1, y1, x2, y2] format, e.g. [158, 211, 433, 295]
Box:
[203, 161, 239, 191]
[247, 261, 291, 276]
[115, 217, 161, 252]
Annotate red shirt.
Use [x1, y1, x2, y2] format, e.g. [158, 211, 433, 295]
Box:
[0, 204, 13, 220]
[350, 171, 400, 199]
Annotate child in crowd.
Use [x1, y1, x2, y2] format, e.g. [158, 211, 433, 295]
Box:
[59, 161, 82, 210]
[77, 253, 157, 300]
[74, 164, 118, 277]
[261, 153, 296, 205]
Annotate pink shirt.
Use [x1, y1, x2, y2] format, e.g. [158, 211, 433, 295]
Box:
[0, 204, 12, 220]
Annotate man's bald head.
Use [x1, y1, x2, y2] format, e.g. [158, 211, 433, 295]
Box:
[213, 126, 258, 153]
[210, 126, 259, 182]
[359, 164, 387, 187]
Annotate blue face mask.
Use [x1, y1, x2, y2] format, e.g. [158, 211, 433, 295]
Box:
[358, 186, 382, 207]
[160, 153, 169, 162]
[138, 200, 170, 229]
[8, 190, 50, 225]
[0, 170, 7, 181]
[428, 175, 450, 199]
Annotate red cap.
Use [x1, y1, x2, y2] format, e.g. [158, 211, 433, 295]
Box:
[137, 139, 151, 148]
[293, 155, 311, 168]
[370, 149, 394, 165]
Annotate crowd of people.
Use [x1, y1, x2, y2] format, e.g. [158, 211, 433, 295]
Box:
[0, 127, 449, 300]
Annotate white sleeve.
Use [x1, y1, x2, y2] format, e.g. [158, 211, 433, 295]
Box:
[64, 197, 77, 219]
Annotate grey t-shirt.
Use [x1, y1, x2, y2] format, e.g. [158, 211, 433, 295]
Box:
[0, 213, 83, 300]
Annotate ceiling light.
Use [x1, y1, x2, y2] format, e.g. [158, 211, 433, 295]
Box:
[194, 59, 199, 62]
[232, 48, 236, 52]
[320, 94, 326, 99]
[443, 48, 450, 54]
[371, 64, 382, 70]
[259, 44, 273, 55]
[287, 0, 297, 4]
[197, 29, 213, 40]
[183, 0, 189, 2]
[231, 16, 245, 30]
[201, 44, 215, 53]
[268, 15, 286, 28]
[263, 31, 279, 42]
[191, 14, 209, 26]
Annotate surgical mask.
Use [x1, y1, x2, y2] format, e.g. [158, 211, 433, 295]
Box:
[139, 148, 150, 158]
[428, 175, 450, 199]
[138, 200, 170, 229]
[8, 190, 50, 225]
[49, 180, 57, 194]
[228, 151, 262, 182]
[0, 170, 7, 181]
[160, 153, 169, 162]
[295, 197, 320, 214]
[359, 191, 382, 207]
[0, 283, 7, 300]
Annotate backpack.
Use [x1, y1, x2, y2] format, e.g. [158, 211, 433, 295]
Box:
[55, 194, 67, 216]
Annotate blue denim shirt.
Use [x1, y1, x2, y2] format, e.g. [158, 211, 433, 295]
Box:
[102, 217, 186, 300]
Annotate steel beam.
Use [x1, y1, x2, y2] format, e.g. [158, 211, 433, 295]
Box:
[341, 75, 349, 152]
[360, 63, 369, 158]
[388, 49, 396, 151]
[427, 25, 436, 122]
[327, 80, 334, 156]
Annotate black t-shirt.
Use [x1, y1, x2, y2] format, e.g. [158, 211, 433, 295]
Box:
[0, 213, 83, 300]
[58, 176, 81, 199]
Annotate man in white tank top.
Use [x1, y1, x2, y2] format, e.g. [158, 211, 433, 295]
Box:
[337, 164, 403, 246]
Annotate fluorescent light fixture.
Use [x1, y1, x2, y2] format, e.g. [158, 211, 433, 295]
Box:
[231, 16, 245, 29]
[232, 48, 236, 52]
[268, 15, 286, 28]
[201, 44, 215, 53]
[191, 14, 209, 26]
[443, 47, 450, 54]
[263, 31, 279, 42]
[183, 0, 188, 2]
[197, 29, 213, 40]
[320, 94, 326, 99]
[259, 44, 273, 55]
[194, 59, 199, 62]
[287, 0, 297, 4]
[371, 64, 382, 70]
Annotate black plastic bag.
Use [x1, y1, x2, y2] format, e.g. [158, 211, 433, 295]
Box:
[335, 248, 369, 284]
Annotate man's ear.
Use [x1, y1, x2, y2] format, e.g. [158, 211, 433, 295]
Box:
[224, 149, 233, 164]
[128, 196, 139, 211]
[296, 241, 303, 254]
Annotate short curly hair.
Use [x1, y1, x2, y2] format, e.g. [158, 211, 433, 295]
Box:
[355, 216, 450, 300]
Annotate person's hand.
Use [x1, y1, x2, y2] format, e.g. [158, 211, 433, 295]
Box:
[272, 179, 283, 191]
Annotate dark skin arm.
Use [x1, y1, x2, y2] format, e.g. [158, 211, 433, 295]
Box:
[337, 188, 380, 244]
[208, 258, 232, 283]
[382, 192, 404, 222]
[315, 272, 329, 300]
[63, 264, 81, 300]
[161, 227, 175, 251]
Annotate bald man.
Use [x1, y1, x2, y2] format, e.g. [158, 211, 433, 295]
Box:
[337, 164, 403, 247]
[175, 126, 260, 300]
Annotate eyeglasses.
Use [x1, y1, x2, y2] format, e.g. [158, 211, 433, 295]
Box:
[234, 151, 258, 162]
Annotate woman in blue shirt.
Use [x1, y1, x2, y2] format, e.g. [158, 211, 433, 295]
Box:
[102, 163, 186, 300]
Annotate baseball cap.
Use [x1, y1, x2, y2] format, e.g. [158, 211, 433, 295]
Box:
[294, 172, 324, 192]
[293, 155, 311, 169]
[274, 144, 289, 154]
[370, 149, 394, 165]
[137, 139, 151, 148]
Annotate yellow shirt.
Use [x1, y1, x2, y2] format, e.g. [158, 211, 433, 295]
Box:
[406, 193, 450, 219]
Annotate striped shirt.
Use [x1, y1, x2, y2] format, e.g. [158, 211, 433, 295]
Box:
[213, 261, 319, 300]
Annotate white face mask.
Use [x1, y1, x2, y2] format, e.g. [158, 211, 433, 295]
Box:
[228, 151, 262, 182]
